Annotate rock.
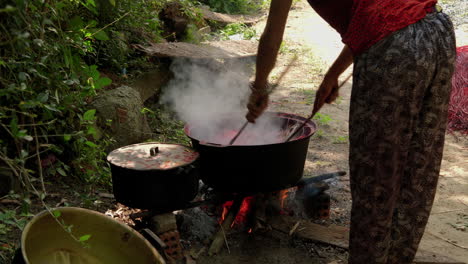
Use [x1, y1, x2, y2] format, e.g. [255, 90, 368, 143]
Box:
[198, 7, 263, 26]
[91, 86, 152, 150]
[0, 166, 13, 197]
[131, 65, 172, 102]
[133, 40, 257, 60]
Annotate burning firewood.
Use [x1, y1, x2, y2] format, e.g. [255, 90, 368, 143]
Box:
[208, 196, 244, 255]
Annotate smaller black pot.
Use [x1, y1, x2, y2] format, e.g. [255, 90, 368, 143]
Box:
[107, 143, 200, 210]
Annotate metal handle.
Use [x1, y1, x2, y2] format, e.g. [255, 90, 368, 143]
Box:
[199, 141, 227, 148]
[141, 228, 168, 250]
[149, 147, 159, 157]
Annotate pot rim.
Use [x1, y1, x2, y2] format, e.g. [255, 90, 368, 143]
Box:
[184, 111, 317, 147]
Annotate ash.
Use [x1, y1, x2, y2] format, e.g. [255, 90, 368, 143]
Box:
[176, 207, 217, 243]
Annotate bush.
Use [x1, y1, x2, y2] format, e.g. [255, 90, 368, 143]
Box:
[0, 0, 127, 192]
[199, 0, 266, 14]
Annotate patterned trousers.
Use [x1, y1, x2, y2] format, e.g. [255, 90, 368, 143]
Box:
[348, 12, 456, 264]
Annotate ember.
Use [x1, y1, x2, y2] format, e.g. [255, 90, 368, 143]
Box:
[218, 190, 297, 231]
[220, 196, 255, 227]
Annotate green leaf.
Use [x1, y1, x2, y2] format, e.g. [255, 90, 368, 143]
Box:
[43, 19, 53, 25]
[44, 104, 61, 113]
[87, 0, 96, 8]
[22, 135, 33, 142]
[0, 224, 7, 235]
[65, 224, 73, 233]
[93, 30, 109, 41]
[37, 92, 49, 103]
[52, 210, 61, 218]
[64, 134, 72, 141]
[16, 218, 28, 230]
[83, 109, 96, 121]
[18, 72, 28, 81]
[57, 167, 67, 176]
[55, 89, 60, 104]
[85, 141, 97, 148]
[69, 16, 84, 30]
[20, 100, 38, 109]
[63, 47, 72, 68]
[0, 5, 16, 13]
[20, 150, 28, 158]
[140, 107, 154, 114]
[84, 65, 100, 80]
[9, 117, 19, 136]
[87, 126, 97, 136]
[109, 0, 115, 6]
[94, 77, 112, 89]
[79, 234, 91, 242]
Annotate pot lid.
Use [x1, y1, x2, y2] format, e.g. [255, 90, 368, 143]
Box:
[107, 143, 199, 171]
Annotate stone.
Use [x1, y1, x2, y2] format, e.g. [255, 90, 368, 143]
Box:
[131, 66, 172, 102]
[151, 213, 178, 234]
[91, 86, 152, 150]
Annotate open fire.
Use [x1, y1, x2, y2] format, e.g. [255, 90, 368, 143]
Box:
[217, 184, 326, 232]
[220, 196, 255, 226]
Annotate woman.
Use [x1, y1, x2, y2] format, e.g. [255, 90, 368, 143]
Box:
[245, 0, 456, 263]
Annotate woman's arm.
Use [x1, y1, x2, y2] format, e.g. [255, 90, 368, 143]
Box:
[254, 0, 294, 89]
[312, 45, 353, 114]
[246, 0, 293, 122]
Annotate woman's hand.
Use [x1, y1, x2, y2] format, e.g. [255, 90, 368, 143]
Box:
[312, 75, 339, 114]
[246, 83, 269, 123]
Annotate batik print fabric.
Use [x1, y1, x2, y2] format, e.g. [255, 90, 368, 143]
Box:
[348, 12, 456, 264]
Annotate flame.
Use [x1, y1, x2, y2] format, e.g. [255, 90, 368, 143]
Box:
[278, 188, 297, 216]
[248, 228, 252, 234]
[279, 190, 288, 208]
[220, 196, 255, 227]
[218, 191, 296, 231]
[220, 201, 233, 222]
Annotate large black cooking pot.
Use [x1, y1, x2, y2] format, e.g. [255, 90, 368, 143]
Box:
[184, 112, 317, 193]
[107, 143, 200, 210]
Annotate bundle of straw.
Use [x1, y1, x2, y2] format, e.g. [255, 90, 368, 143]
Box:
[447, 46, 468, 135]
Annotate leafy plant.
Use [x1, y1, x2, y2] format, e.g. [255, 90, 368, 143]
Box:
[200, 0, 265, 14]
[313, 113, 333, 126]
[0, 0, 116, 196]
[142, 107, 190, 145]
[51, 209, 92, 248]
[279, 41, 298, 54]
[296, 88, 316, 105]
[219, 23, 256, 40]
[332, 135, 348, 144]
[313, 129, 325, 139]
[0, 209, 29, 234]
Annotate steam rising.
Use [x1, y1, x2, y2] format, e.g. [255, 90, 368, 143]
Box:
[161, 58, 287, 145]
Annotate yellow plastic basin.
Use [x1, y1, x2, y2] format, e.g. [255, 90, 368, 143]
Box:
[21, 207, 165, 264]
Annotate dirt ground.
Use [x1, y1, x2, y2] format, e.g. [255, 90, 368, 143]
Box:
[247, 1, 468, 263]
